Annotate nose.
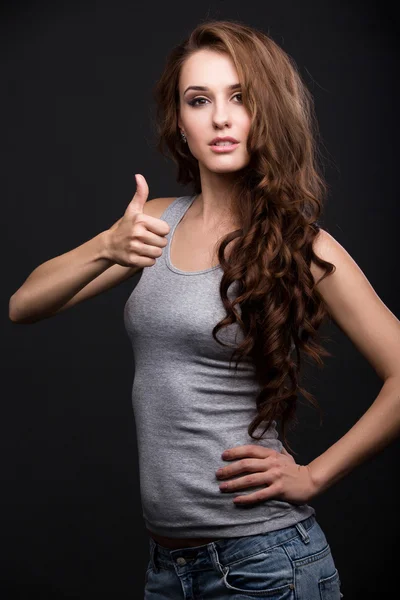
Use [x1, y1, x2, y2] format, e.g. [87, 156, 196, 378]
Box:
[212, 102, 231, 129]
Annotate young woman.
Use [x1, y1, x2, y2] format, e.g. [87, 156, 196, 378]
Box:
[9, 19, 400, 600]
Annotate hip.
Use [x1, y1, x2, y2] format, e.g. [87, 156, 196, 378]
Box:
[144, 514, 343, 599]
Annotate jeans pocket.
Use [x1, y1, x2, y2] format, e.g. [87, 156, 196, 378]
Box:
[319, 568, 343, 600]
[220, 546, 295, 598]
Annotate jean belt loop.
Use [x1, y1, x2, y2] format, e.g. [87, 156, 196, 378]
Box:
[295, 520, 310, 544]
[149, 538, 160, 573]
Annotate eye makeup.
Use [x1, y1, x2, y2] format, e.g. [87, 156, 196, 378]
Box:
[187, 93, 243, 107]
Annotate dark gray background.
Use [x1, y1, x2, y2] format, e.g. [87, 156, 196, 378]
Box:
[2, 0, 398, 598]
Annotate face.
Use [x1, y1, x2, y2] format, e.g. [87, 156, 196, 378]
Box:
[177, 49, 252, 176]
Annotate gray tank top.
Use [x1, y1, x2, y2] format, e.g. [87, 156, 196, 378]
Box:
[123, 195, 315, 538]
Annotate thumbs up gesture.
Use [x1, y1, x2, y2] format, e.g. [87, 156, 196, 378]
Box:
[105, 174, 170, 268]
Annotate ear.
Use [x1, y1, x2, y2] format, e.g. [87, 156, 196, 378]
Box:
[177, 107, 183, 131]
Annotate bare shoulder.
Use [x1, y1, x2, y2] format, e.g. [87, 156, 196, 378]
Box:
[309, 227, 339, 284]
[143, 197, 178, 218]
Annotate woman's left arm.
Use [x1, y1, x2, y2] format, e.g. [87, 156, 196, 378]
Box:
[306, 228, 400, 494]
[217, 229, 400, 504]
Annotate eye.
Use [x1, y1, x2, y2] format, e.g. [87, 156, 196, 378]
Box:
[188, 93, 243, 107]
[188, 97, 208, 107]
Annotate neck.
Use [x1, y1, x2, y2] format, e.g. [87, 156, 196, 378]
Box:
[190, 193, 238, 231]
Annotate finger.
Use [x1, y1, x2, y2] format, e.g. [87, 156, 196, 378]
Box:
[129, 173, 149, 213]
[218, 458, 269, 479]
[233, 483, 280, 504]
[219, 472, 267, 492]
[223, 446, 277, 460]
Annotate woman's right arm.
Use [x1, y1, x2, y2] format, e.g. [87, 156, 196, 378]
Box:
[8, 231, 126, 324]
[9, 176, 174, 324]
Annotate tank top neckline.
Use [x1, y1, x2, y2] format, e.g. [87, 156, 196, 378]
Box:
[165, 195, 222, 276]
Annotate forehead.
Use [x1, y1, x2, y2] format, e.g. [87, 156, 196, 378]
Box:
[179, 50, 238, 89]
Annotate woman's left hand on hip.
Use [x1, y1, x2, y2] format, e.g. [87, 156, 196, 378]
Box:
[215, 445, 318, 505]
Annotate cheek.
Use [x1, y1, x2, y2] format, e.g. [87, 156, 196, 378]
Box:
[186, 118, 207, 139]
[241, 116, 252, 136]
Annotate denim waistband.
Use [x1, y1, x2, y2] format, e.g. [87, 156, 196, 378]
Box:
[148, 514, 316, 573]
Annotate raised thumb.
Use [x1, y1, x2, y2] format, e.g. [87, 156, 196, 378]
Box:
[129, 173, 149, 213]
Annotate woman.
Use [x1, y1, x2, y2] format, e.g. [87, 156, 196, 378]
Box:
[9, 19, 399, 600]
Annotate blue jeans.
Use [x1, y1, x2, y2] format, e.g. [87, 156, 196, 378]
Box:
[144, 514, 343, 599]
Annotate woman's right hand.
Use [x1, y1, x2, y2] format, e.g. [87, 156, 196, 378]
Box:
[104, 174, 171, 268]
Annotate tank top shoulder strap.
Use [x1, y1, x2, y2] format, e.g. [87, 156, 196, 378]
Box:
[159, 195, 196, 228]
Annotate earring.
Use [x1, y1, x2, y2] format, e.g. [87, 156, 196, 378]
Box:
[181, 130, 187, 143]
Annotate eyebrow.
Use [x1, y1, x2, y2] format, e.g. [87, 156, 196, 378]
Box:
[183, 83, 241, 96]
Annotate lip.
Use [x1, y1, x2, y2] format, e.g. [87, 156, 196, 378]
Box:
[210, 143, 239, 153]
[209, 136, 239, 145]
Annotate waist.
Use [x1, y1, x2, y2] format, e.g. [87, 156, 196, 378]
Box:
[147, 529, 221, 549]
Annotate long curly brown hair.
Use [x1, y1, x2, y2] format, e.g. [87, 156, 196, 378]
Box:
[152, 19, 336, 453]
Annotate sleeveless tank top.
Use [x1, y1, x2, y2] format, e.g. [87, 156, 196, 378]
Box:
[123, 195, 315, 538]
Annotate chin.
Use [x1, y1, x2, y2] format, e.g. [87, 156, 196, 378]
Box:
[209, 162, 249, 174]
[193, 150, 250, 174]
